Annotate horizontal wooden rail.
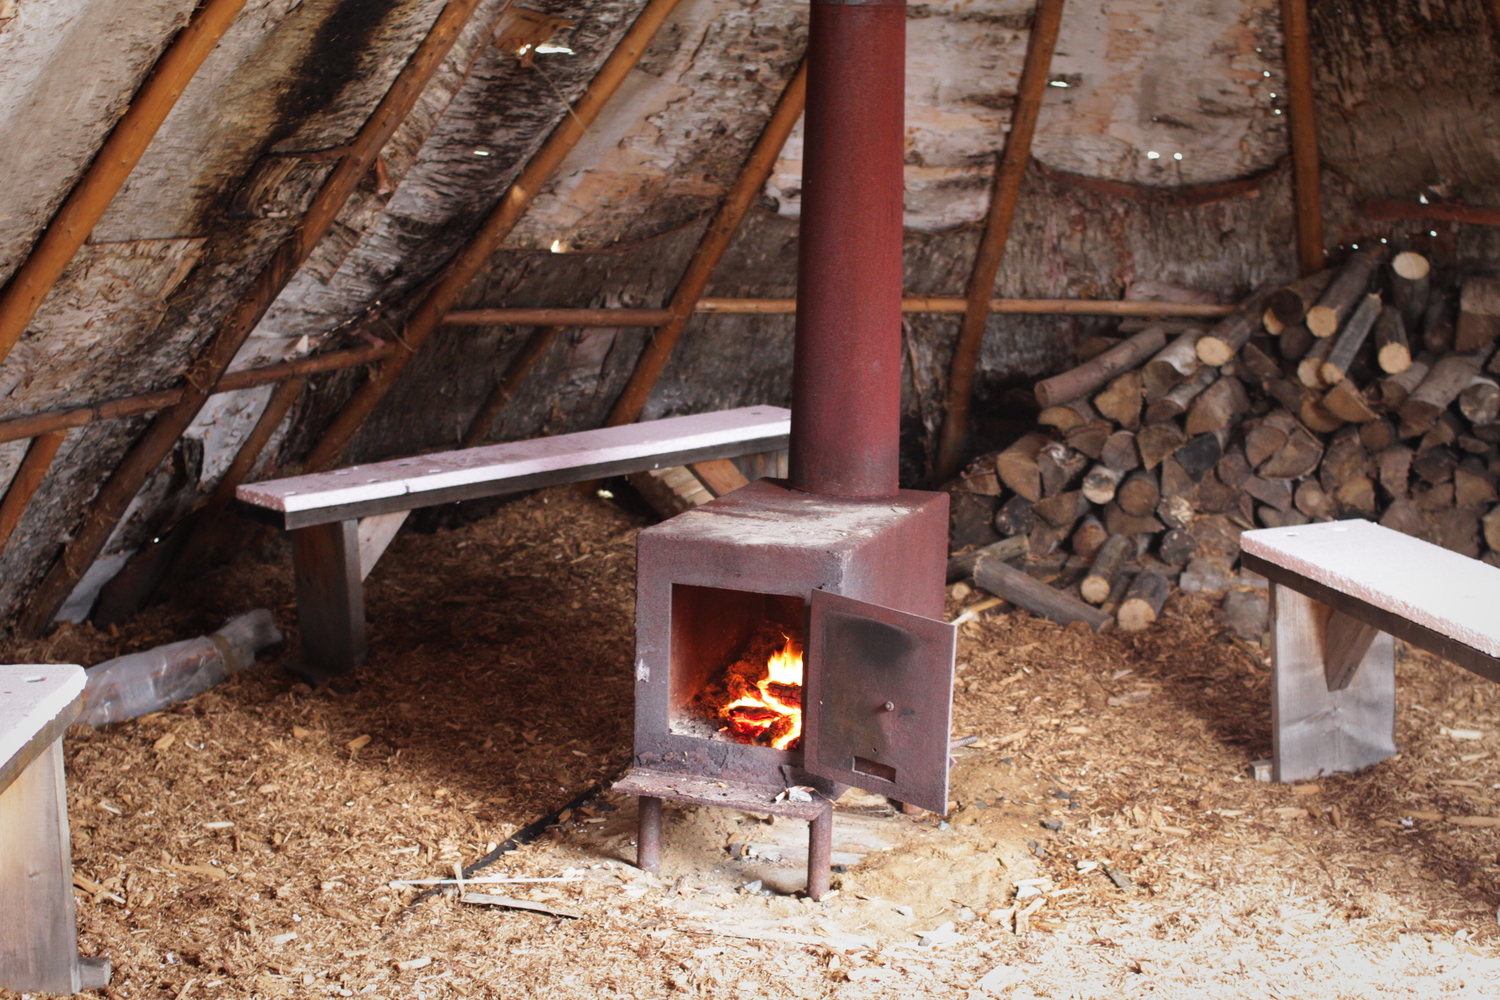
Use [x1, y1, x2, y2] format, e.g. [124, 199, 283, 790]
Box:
[0, 343, 392, 445]
[443, 297, 1234, 326]
[1361, 198, 1500, 228]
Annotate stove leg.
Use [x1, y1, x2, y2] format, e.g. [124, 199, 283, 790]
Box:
[806, 808, 832, 901]
[637, 796, 663, 874]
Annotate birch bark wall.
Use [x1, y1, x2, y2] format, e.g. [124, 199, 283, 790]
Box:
[0, 0, 1496, 626]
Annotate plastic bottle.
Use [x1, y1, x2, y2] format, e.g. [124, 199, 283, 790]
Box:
[78, 609, 284, 726]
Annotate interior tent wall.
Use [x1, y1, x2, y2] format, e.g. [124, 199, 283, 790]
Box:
[1, 0, 1500, 627]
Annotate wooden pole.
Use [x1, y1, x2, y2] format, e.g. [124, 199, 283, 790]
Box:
[1281, 0, 1324, 277]
[443, 297, 1232, 326]
[0, 342, 391, 445]
[0, 0, 250, 369]
[933, 0, 1067, 482]
[461, 325, 563, 446]
[0, 431, 68, 561]
[1361, 198, 1500, 228]
[304, 0, 685, 472]
[604, 60, 808, 427]
[17, 0, 491, 637]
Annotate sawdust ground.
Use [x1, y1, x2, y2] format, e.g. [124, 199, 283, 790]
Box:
[5, 486, 1500, 999]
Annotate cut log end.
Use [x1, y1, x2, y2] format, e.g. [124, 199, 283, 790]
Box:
[1391, 251, 1430, 281]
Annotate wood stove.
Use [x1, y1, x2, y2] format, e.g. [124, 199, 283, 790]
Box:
[614, 0, 958, 899]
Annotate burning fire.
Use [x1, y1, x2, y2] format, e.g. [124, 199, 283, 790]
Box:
[721, 636, 804, 750]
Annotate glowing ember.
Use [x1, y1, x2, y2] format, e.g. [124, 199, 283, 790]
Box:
[718, 634, 804, 750]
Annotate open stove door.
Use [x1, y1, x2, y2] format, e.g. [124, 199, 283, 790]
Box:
[803, 589, 956, 815]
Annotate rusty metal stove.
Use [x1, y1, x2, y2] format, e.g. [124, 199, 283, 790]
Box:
[614, 0, 956, 900]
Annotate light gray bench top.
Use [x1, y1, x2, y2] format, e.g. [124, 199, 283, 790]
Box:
[0, 664, 85, 795]
[237, 406, 791, 529]
[1241, 519, 1500, 660]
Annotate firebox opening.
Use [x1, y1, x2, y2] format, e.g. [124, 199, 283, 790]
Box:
[669, 584, 808, 751]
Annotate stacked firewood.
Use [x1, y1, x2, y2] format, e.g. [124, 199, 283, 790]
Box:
[948, 246, 1500, 635]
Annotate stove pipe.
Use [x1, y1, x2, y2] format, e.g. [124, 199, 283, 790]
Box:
[788, 0, 906, 499]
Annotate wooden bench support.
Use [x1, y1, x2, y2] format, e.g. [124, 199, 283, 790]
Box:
[292, 520, 365, 683]
[1, 665, 109, 994]
[1244, 519, 1500, 784]
[1269, 583, 1396, 783]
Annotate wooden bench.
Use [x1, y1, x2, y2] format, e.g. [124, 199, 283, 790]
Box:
[1, 664, 110, 993]
[1241, 519, 1500, 783]
[236, 406, 791, 681]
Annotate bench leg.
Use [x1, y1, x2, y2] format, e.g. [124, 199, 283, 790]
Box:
[293, 520, 366, 683]
[1271, 582, 1396, 783]
[0, 740, 110, 993]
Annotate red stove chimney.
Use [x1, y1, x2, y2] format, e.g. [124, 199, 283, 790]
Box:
[788, 0, 906, 499]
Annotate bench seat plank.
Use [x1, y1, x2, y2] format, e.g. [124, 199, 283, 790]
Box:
[0, 665, 85, 796]
[237, 406, 791, 529]
[1241, 519, 1500, 682]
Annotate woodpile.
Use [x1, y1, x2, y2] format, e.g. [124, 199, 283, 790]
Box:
[947, 248, 1500, 634]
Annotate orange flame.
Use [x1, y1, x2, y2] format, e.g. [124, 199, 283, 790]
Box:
[722, 636, 804, 750]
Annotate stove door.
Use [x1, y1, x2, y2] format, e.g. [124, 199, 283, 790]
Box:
[803, 589, 956, 814]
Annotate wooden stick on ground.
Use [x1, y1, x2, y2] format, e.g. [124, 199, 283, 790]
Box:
[973, 553, 1112, 633]
[934, 0, 1069, 481]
